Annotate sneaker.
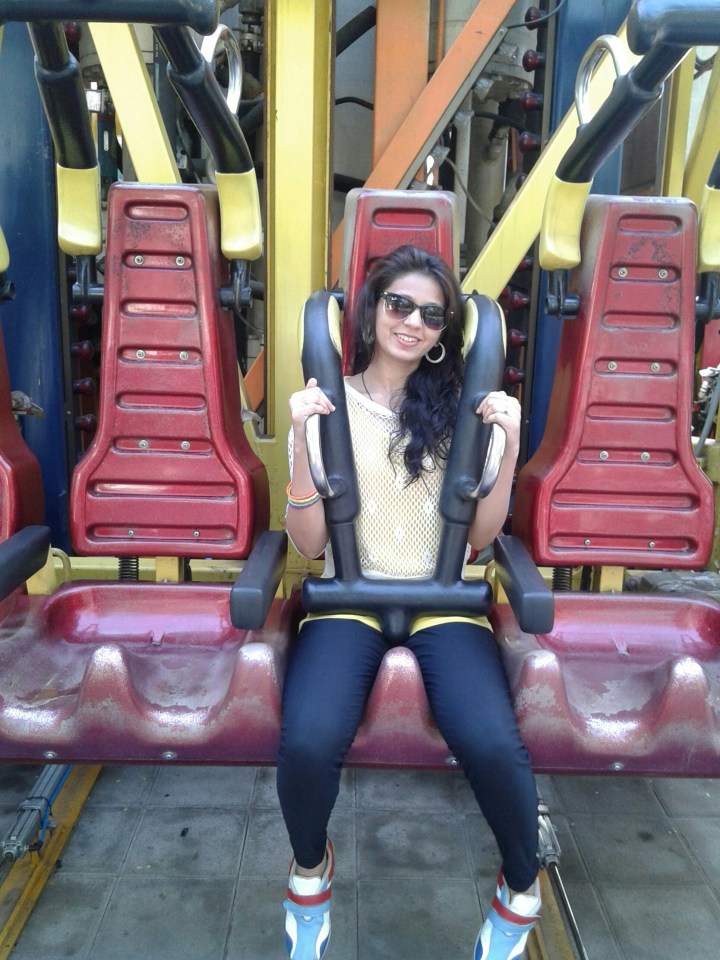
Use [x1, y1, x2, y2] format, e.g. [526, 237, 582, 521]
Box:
[284, 838, 334, 960]
[474, 871, 540, 960]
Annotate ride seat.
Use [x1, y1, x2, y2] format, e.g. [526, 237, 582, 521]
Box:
[513, 196, 713, 569]
[71, 183, 268, 557]
[339, 189, 458, 369]
[500, 195, 720, 776]
[0, 182, 290, 764]
[0, 323, 44, 539]
[302, 189, 550, 768]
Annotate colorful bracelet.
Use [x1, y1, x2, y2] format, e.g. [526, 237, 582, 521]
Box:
[286, 480, 321, 509]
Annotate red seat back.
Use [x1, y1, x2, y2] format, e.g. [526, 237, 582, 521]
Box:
[71, 183, 268, 558]
[0, 324, 44, 539]
[340, 189, 457, 367]
[513, 196, 713, 569]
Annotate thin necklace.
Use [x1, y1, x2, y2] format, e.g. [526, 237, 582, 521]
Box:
[361, 370, 374, 402]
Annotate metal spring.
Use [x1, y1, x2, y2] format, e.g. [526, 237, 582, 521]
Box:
[118, 556, 140, 581]
[552, 566, 573, 591]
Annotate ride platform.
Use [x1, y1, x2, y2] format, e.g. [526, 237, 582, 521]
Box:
[0, 763, 718, 959]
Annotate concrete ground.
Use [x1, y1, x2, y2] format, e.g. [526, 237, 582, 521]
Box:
[1, 764, 719, 959]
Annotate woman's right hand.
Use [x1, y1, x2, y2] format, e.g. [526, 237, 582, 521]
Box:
[289, 377, 336, 432]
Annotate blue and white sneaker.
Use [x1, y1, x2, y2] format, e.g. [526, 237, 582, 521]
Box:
[474, 871, 540, 960]
[284, 839, 334, 960]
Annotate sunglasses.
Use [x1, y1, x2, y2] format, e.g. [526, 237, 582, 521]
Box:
[379, 292, 448, 331]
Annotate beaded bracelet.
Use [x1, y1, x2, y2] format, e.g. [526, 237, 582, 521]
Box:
[286, 480, 321, 509]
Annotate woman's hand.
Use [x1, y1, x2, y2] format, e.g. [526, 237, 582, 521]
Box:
[289, 377, 336, 433]
[476, 391, 521, 454]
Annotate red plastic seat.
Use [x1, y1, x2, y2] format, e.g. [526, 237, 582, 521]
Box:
[513, 196, 713, 569]
[71, 183, 268, 558]
[504, 196, 720, 776]
[0, 183, 290, 764]
[0, 326, 44, 540]
[339, 188, 457, 369]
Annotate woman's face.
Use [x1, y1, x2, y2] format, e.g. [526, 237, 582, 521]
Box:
[372, 271, 445, 368]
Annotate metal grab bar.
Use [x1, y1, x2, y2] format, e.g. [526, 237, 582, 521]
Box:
[0, 1, 220, 34]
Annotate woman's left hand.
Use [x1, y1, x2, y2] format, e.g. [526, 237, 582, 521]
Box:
[477, 391, 521, 452]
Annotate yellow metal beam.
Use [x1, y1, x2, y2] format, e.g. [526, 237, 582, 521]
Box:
[89, 23, 180, 184]
[263, 0, 333, 531]
[684, 53, 720, 207]
[0, 766, 101, 960]
[463, 24, 641, 298]
[660, 50, 694, 197]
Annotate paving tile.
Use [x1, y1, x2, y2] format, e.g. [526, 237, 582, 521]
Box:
[557, 880, 623, 960]
[652, 777, 720, 816]
[598, 881, 720, 960]
[674, 816, 720, 887]
[121, 806, 246, 878]
[0, 764, 42, 814]
[355, 767, 462, 812]
[540, 812, 590, 884]
[569, 814, 698, 884]
[240, 807, 356, 878]
[85, 765, 157, 806]
[357, 809, 471, 879]
[55, 805, 143, 875]
[11, 873, 114, 960]
[87, 876, 234, 960]
[461, 812, 503, 893]
[553, 775, 663, 816]
[227, 875, 357, 960]
[535, 774, 562, 811]
[358, 878, 480, 960]
[147, 764, 256, 807]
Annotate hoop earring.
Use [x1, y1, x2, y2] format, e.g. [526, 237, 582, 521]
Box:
[425, 341, 445, 364]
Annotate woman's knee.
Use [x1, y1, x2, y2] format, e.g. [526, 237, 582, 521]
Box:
[278, 723, 352, 774]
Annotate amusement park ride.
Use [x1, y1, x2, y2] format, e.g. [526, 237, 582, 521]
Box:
[0, 0, 720, 955]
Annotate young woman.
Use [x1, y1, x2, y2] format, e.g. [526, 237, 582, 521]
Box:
[280, 245, 540, 960]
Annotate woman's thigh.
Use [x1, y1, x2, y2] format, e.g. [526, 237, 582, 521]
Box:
[279, 617, 388, 758]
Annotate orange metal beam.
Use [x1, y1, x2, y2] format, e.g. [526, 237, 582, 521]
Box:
[372, 0, 430, 168]
[332, 0, 514, 280]
[244, 347, 265, 413]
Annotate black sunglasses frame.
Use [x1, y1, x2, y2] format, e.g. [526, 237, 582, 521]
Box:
[378, 292, 448, 331]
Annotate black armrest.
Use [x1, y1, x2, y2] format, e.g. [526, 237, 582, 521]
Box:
[493, 535, 554, 635]
[0, 525, 51, 602]
[230, 530, 288, 630]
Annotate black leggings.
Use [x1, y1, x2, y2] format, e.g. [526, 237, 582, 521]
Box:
[276, 617, 539, 892]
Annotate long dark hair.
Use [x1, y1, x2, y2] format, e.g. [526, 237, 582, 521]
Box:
[351, 245, 464, 481]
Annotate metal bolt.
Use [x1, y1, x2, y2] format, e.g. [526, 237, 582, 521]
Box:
[447, 756, 460, 766]
[128, 530, 135, 537]
[134, 254, 144, 265]
[609, 761, 624, 772]
[136, 349, 146, 359]
[181, 441, 190, 450]
[599, 450, 609, 460]
[648, 541, 656, 548]
[584, 539, 592, 546]
[658, 268, 668, 279]
[640, 451, 650, 462]
[161, 751, 177, 761]
[176, 256, 185, 266]
[193, 530, 200, 538]
[617, 266, 628, 278]
[179, 351, 189, 361]
[43, 750, 57, 760]
[139, 439, 149, 449]
[650, 362, 660, 372]
[607, 360, 618, 371]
